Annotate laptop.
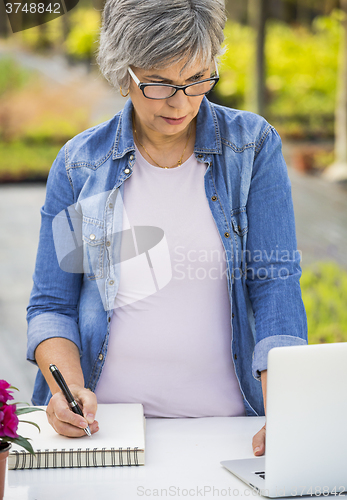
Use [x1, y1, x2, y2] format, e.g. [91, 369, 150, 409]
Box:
[221, 342, 347, 497]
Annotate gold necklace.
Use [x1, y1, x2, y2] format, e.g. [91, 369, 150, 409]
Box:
[133, 115, 192, 169]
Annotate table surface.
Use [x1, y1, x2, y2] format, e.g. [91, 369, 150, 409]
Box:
[4, 416, 265, 500]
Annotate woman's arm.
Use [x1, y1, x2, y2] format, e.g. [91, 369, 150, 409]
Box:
[27, 146, 84, 360]
[27, 145, 98, 436]
[246, 127, 307, 381]
[35, 338, 98, 437]
[245, 127, 306, 455]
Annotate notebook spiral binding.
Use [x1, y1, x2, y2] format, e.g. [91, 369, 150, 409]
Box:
[12, 447, 140, 470]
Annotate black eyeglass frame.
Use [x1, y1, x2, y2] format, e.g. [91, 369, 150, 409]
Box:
[127, 65, 220, 100]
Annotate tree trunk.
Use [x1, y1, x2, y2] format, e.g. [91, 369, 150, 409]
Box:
[247, 0, 267, 116]
[324, 0, 347, 181]
[0, 1, 9, 37]
[296, 0, 310, 24]
[61, 10, 71, 42]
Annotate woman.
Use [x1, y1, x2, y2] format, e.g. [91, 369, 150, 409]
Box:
[26, 0, 307, 456]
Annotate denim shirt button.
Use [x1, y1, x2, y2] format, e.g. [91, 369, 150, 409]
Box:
[232, 313, 235, 318]
[109, 280, 114, 285]
[98, 353, 104, 361]
[109, 203, 113, 209]
[197, 154, 203, 158]
[224, 232, 230, 238]
[234, 354, 237, 360]
[106, 241, 111, 247]
[124, 168, 130, 174]
[211, 196, 217, 201]
[130, 155, 134, 160]
[89, 234, 96, 240]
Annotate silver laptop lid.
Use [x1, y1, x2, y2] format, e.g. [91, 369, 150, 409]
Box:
[265, 342, 347, 496]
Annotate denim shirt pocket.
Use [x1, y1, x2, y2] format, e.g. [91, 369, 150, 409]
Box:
[82, 217, 105, 280]
[230, 207, 248, 275]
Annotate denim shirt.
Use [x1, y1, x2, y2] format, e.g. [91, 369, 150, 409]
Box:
[27, 97, 307, 416]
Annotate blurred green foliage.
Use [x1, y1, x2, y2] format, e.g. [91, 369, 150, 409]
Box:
[18, 16, 63, 49]
[217, 11, 343, 137]
[15, 8, 101, 60]
[0, 141, 61, 182]
[11, 7, 342, 137]
[65, 9, 101, 60]
[266, 15, 340, 118]
[301, 262, 347, 344]
[0, 55, 91, 180]
[23, 111, 89, 144]
[0, 57, 35, 96]
[217, 21, 254, 109]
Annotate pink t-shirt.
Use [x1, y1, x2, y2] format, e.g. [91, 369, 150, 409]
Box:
[95, 146, 245, 417]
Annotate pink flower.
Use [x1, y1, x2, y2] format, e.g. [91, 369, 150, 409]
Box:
[0, 380, 14, 404]
[0, 404, 19, 438]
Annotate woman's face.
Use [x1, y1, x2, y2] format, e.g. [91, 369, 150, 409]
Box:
[128, 58, 212, 138]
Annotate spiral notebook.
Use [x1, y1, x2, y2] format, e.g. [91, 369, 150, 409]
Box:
[8, 404, 145, 470]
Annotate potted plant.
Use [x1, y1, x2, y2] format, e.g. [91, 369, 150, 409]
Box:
[0, 380, 42, 500]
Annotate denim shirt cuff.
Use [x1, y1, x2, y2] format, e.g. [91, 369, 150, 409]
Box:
[252, 335, 308, 380]
[27, 312, 82, 363]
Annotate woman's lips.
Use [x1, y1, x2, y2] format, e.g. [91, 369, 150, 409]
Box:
[161, 116, 186, 125]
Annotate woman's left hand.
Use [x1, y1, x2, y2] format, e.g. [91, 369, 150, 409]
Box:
[252, 423, 266, 456]
[253, 369, 267, 455]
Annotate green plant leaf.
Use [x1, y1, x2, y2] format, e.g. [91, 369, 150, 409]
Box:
[18, 420, 41, 432]
[5, 436, 36, 455]
[9, 386, 19, 391]
[16, 407, 45, 416]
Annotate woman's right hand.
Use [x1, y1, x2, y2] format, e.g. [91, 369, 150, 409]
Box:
[46, 385, 99, 437]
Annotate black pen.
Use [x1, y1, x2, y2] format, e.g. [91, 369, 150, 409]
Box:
[49, 364, 92, 437]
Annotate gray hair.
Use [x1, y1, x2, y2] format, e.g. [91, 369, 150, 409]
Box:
[96, 0, 226, 91]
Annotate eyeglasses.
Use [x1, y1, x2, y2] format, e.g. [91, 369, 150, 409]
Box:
[127, 61, 219, 100]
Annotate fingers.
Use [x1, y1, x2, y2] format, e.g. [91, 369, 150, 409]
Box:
[70, 385, 98, 425]
[46, 389, 99, 437]
[252, 424, 266, 456]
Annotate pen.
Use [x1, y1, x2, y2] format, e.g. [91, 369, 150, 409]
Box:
[49, 364, 92, 437]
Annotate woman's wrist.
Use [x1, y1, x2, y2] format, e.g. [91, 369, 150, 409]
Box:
[35, 337, 85, 394]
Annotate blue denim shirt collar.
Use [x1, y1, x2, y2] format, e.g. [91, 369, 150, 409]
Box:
[112, 96, 222, 160]
[194, 97, 222, 155]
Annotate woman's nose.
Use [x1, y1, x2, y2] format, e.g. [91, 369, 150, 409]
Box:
[167, 88, 190, 108]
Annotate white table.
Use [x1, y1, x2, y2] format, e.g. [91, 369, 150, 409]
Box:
[4, 416, 265, 499]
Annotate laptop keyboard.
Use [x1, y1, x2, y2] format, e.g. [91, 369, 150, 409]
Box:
[254, 471, 266, 480]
